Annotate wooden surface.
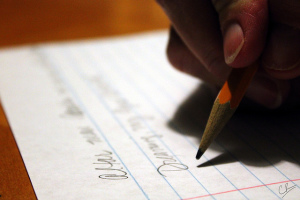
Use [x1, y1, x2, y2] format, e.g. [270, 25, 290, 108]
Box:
[0, 0, 169, 47]
[0, 103, 37, 199]
[0, 1, 169, 199]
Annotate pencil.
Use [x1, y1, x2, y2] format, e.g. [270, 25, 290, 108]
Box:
[196, 62, 259, 160]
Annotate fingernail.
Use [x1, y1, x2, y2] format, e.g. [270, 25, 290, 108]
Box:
[224, 23, 244, 64]
[264, 54, 300, 71]
[247, 75, 286, 109]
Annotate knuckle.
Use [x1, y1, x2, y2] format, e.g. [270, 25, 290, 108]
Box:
[202, 48, 228, 79]
[202, 48, 218, 73]
[166, 42, 187, 72]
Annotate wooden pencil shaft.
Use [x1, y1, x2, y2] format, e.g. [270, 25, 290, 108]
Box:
[197, 63, 259, 159]
[218, 64, 259, 108]
[198, 100, 236, 155]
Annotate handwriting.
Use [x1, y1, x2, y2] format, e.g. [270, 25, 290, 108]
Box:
[79, 126, 101, 145]
[128, 116, 154, 132]
[36, 59, 84, 118]
[279, 183, 296, 198]
[94, 150, 128, 180]
[34, 51, 67, 95]
[128, 116, 146, 132]
[157, 163, 189, 177]
[141, 135, 188, 177]
[60, 98, 83, 118]
[89, 76, 132, 114]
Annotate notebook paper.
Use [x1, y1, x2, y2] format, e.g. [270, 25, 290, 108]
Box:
[0, 31, 299, 199]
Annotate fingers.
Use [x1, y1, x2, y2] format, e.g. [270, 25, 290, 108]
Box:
[157, 0, 229, 79]
[167, 27, 291, 109]
[212, 0, 269, 67]
[261, 0, 300, 80]
[158, 0, 269, 72]
[157, 0, 300, 109]
[262, 24, 300, 80]
[246, 69, 290, 109]
[167, 27, 229, 86]
[211, 0, 300, 106]
[269, 0, 300, 29]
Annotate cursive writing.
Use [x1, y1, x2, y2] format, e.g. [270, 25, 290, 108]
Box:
[60, 98, 83, 118]
[157, 163, 188, 177]
[94, 150, 128, 180]
[279, 183, 296, 198]
[79, 126, 101, 145]
[141, 135, 188, 177]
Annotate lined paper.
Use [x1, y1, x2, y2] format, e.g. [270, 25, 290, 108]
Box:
[0, 31, 299, 200]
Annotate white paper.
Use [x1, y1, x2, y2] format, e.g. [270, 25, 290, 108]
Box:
[0, 31, 299, 200]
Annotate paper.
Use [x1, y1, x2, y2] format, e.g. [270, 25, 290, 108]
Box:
[0, 31, 299, 200]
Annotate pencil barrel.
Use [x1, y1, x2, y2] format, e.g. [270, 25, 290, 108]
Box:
[198, 99, 236, 154]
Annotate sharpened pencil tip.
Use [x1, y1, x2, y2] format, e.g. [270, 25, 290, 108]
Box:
[196, 149, 203, 160]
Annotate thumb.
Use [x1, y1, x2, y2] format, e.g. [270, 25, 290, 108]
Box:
[212, 0, 269, 67]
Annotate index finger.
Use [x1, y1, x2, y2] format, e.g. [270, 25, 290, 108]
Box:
[156, 0, 229, 79]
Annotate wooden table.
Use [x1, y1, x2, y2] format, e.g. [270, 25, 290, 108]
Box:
[0, 1, 169, 199]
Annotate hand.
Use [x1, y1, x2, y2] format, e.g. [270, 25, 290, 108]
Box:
[156, 0, 300, 109]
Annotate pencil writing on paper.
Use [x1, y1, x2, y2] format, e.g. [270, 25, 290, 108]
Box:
[61, 98, 83, 118]
[94, 151, 128, 180]
[279, 183, 296, 198]
[1, 33, 300, 199]
[141, 135, 189, 177]
[196, 64, 258, 160]
[79, 126, 102, 145]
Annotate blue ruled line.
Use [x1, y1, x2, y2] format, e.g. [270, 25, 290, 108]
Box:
[36, 49, 150, 200]
[57, 49, 184, 199]
[69, 49, 216, 200]
[79, 45, 251, 199]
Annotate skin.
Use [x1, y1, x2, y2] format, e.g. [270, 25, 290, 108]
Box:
[156, 0, 300, 109]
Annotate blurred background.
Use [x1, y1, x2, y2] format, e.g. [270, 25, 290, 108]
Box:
[0, 0, 170, 47]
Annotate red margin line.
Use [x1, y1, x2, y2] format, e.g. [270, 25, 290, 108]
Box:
[182, 178, 300, 200]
